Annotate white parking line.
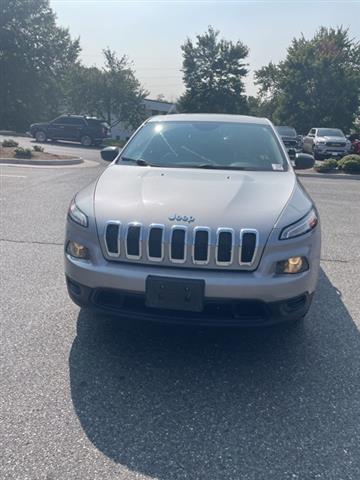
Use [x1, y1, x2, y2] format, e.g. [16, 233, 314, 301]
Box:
[0, 174, 27, 178]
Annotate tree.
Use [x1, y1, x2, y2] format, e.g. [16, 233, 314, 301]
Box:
[65, 49, 147, 129]
[255, 27, 360, 133]
[0, 0, 80, 131]
[64, 65, 103, 117]
[178, 26, 249, 114]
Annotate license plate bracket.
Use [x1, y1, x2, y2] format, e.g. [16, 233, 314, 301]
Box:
[145, 276, 205, 312]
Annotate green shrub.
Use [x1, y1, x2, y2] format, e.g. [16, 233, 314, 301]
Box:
[2, 138, 19, 147]
[33, 145, 44, 152]
[14, 147, 32, 158]
[338, 155, 360, 174]
[102, 138, 126, 148]
[314, 159, 338, 173]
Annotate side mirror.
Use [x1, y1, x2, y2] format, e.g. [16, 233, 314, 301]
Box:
[294, 153, 314, 170]
[288, 148, 296, 160]
[101, 146, 119, 162]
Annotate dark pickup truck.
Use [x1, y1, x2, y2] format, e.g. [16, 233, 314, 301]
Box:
[29, 115, 111, 146]
[276, 126, 303, 153]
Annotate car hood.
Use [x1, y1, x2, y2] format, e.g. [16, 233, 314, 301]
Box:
[317, 136, 346, 143]
[281, 135, 297, 141]
[94, 165, 296, 238]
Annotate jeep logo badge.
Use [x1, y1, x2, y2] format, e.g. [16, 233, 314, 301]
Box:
[169, 214, 195, 223]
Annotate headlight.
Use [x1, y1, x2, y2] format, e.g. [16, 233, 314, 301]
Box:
[276, 256, 309, 274]
[317, 141, 326, 145]
[68, 198, 88, 227]
[66, 241, 90, 259]
[280, 208, 318, 240]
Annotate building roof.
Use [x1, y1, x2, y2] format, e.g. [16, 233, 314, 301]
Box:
[147, 113, 270, 124]
[145, 98, 175, 106]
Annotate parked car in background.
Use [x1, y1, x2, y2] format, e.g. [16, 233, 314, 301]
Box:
[29, 115, 111, 146]
[275, 126, 303, 153]
[65, 114, 319, 326]
[303, 127, 351, 159]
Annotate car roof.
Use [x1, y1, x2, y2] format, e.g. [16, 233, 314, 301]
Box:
[147, 113, 271, 125]
[58, 114, 84, 118]
[59, 114, 102, 120]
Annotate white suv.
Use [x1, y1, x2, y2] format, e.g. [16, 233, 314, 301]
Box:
[303, 127, 351, 159]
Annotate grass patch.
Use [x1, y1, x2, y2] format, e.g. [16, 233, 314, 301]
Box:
[2, 138, 19, 147]
[102, 138, 126, 148]
[14, 147, 32, 158]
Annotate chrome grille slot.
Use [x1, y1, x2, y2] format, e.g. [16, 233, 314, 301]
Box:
[148, 225, 164, 260]
[193, 228, 210, 264]
[105, 222, 120, 257]
[216, 229, 234, 265]
[170, 227, 186, 262]
[126, 224, 142, 259]
[240, 230, 258, 264]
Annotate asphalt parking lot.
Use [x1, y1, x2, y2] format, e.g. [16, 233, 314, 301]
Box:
[1, 153, 359, 479]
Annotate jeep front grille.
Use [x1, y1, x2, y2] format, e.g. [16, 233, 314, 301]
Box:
[104, 222, 259, 269]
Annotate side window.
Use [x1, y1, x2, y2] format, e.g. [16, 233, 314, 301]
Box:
[71, 118, 85, 126]
[52, 116, 66, 125]
[61, 117, 85, 125]
[309, 128, 316, 137]
[86, 119, 101, 128]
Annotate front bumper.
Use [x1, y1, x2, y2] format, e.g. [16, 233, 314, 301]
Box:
[314, 145, 348, 157]
[64, 223, 321, 325]
[66, 276, 313, 326]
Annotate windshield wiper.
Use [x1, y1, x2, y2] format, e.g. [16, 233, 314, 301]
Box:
[178, 163, 246, 170]
[120, 156, 153, 166]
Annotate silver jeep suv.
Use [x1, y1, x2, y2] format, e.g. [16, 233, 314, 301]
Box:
[65, 114, 320, 326]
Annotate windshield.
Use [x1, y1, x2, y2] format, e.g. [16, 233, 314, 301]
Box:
[318, 128, 344, 137]
[118, 121, 288, 171]
[276, 126, 297, 137]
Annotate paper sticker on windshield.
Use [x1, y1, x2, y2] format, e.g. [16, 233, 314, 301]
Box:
[272, 164, 284, 171]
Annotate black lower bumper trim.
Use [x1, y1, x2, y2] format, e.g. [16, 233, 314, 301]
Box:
[66, 276, 313, 326]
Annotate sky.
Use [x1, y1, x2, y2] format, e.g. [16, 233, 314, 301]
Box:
[51, 0, 360, 102]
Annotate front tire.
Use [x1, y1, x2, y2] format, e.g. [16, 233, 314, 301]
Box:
[35, 130, 47, 142]
[81, 135, 92, 147]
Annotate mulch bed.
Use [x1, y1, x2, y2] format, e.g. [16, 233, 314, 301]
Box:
[0, 146, 74, 160]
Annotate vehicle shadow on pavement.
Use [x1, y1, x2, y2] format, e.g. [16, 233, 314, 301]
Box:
[69, 268, 360, 479]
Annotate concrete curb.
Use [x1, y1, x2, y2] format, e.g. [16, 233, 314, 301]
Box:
[0, 157, 83, 166]
[0, 131, 31, 137]
[297, 171, 360, 180]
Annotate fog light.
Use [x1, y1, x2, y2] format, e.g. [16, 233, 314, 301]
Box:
[66, 241, 89, 259]
[276, 256, 308, 274]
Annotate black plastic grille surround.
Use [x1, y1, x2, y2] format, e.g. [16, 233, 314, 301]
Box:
[194, 230, 209, 262]
[126, 225, 141, 256]
[171, 229, 186, 260]
[241, 232, 257, 263]
[148, 227, 163, 258]
[217, 231, 232, 263]
[105, 223, 119, 254]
